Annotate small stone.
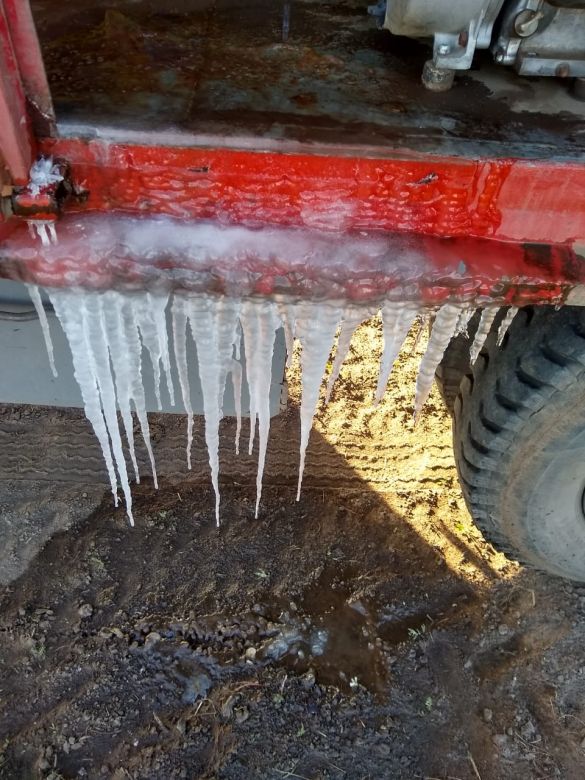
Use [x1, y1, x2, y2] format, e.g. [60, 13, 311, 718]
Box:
[483, 708, 493, 723]
[245, 647, 257, 661]
[235, 706, 250, 724]
[78, 603, 93, 619]
[145, 631, 161, 646]
[497, 624, 509, 636]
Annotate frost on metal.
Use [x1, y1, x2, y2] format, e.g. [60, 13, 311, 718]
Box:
[29, 284, 512, 524]
[28, 157, 63, 197]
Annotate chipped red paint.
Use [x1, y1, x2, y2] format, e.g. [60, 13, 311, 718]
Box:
[39, 137, 585, 245]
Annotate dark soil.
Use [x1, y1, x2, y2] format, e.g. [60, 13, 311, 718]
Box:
[2, 321, 585, 779]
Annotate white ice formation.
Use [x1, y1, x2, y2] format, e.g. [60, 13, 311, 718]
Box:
[29, 285, 514, 524]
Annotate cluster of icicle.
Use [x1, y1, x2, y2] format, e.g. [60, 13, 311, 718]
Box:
[27, 287, 517, 525]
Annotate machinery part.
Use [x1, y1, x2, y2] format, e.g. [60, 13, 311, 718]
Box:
[421, 59, 455, 91]
[384, 0, 585, 88]
[493, 0, 585, 78]
[385, 0, 505, 76]
[453, 304, 585, 581]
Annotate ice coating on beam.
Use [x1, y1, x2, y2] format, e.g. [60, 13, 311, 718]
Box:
[26, 283, 57, 378]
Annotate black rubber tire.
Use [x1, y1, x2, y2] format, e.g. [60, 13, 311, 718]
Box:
[453, 304, 585, 582]
[435, 311, 478, 413]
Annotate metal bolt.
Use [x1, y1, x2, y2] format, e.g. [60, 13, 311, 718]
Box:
[494, 50, 505, 64]
[437, 44, 451, 56]
[514, 9, 542, 38]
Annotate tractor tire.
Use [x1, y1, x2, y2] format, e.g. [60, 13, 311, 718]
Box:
[435, 310, 479, 413]
[452, 304, 585, 581]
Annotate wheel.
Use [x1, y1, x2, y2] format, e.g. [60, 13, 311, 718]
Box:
[453, 304, 585, 581]
[435, 310, 479, 413]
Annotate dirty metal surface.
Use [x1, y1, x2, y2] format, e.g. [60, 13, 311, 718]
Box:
[0, 213, 582, 306]
[30, 0, 585, 160]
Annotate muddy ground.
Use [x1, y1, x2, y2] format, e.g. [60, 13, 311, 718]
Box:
[1, 319, 585, 780]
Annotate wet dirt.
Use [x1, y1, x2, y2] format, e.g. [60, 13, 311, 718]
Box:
[2, 319, 585, 779]
[30, 0, 585, 158]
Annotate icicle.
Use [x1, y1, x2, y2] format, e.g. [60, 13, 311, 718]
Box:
[374, 301, 419, 405]
[99, 292, 140, 484]
[101, 292, 158, 489]
[26, 283, 57, 378]
[294, 302, 342, 501]
[171, 296, 194, 469]
[134, 292, 174, 409]
[455, 307, 474, 337]
[325, 306, 374, 404]
[240, 299, 281, 517]
[231, 358, 243, 455]
[49, 289, 134, 523]
[28, 220, 58, 247]
[414, 303, 464, 421]
[183, 294, 241, 525]
[497, 306, 518, 346]
[411, 312, 430, 353]
[277, 302, 296, 368]
[83, 294, 136, 522]
[469, 307, 499, 364]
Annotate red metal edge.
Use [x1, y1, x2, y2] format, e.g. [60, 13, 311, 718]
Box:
[0, 2, 33, 185]
[40, 137, 585, 246]
[3, 0, 55, 137]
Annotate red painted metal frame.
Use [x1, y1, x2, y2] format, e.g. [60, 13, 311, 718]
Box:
[2, 0, 54, 135]
[0, 0, 53, 186]
[0, 2, 33, 184]
[1, 0, 584, 302]
[40, 137, 585, 246]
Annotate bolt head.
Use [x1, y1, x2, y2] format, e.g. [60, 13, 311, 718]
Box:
[437, 44, 451, 56]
